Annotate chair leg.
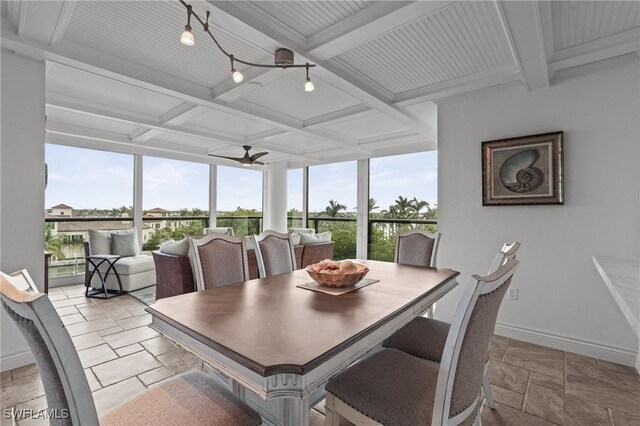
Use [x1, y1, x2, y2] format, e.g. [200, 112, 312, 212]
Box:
[426, 303, 435, 318]
[324, 394, 341, 426]
[483, 363, 496, 409]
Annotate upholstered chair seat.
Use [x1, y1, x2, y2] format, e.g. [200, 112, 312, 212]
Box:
[326, 348, 441, 426]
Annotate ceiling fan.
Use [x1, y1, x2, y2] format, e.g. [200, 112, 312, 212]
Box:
[208, 145, 268, 167]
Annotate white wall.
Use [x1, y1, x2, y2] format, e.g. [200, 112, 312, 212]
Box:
[436, 55, 640, 366]
[0, 50, 46, 371]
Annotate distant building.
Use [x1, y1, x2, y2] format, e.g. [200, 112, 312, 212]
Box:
[50, 203, 73, 216]
[144, 207, 188, 230]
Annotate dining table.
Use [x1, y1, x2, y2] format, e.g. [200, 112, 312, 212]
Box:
[146, 259, 459, 426]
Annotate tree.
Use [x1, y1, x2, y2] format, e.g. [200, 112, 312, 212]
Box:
[410, 197, 431, 219]
[369, 198, 379, 213]
[109, 208, 121, 217]
[178, 208, 189, 217]
[44, 224, 65, 261]
[191, 208, 205, 217]
[323, 200, 346, 217]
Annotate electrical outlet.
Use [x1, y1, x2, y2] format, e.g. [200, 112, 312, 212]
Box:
[508, 288, 518, 301]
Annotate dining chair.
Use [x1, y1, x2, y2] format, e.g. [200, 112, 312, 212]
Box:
[0, 269, 262, 426]
[189, 234, 250, 291]
[325, 259, 520, 426]
[382, 241, 521, 410]
[251, 230, 296, 278]
[395, 229, 441, 268]
[395, 229, 441, 318]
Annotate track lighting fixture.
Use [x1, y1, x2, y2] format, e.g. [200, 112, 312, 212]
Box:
[180, 5, 194, 46]
[178, 0, 316, 90]
[304, 64, 315, 92]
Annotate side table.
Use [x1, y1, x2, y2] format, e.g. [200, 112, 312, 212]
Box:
[85, 255, 124, 299]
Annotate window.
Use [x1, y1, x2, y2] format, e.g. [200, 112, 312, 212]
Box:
[142, 157, 209, 250]
[308, 161, 357, 259]
[45, 144, 134, 276]
[217, 166, 263, 236]
[288, 168, 303, 228]
[368, 152, 438, 261]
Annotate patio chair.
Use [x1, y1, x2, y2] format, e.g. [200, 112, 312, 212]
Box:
[0, 269, 261, 426]
[382, 242, 521, 410]
[190, 233, 249, 291]
[325, 259, 519, 426]
[251, 231, 296, 278]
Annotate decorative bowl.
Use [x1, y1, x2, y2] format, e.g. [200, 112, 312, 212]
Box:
[306, 262, 369, 288]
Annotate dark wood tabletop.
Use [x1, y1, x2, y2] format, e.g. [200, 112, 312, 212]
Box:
[147, 260, 459, 376]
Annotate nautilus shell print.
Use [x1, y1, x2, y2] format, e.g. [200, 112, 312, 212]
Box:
[499, 149, 544, 193]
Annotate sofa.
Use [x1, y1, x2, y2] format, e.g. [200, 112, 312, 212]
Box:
[152, 241, 334, 300]
[84, 230, 155, 293]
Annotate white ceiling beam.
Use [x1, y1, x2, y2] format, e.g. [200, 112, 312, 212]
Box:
[306, 1, 414, 59]
[229, 99, 373, 154]
[46, 94, 246, 145]
[209, 1, 436, 142]
[306, 1, 455, 60]
[49, 1, 77, 46]
[393, 63, 522, 106]
[245, 129, 288, 143]
[45, 94, 316, 161]
[549, 28, 640, 74]
[496, 0, 550, 91]
[130, 102, 208, 142]
[1, 24, 369, 156]
[11, 0, 29, 37]
[45, 129, 266, 170]
[303, 105, 373, 129]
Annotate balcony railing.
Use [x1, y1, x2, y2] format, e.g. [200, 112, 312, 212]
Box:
[45, 215, 434, 279]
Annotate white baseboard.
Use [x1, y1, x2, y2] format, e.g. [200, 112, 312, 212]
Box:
[434, 311, 638, 368]
[0, 350, 34, 373]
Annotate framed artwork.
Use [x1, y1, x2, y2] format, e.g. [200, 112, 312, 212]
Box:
[482, 131, 564, 206]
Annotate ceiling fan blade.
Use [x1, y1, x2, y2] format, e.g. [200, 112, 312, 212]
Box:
[250, 152, 269, 160]
[207, 154, 244, 162]
[253, 161, 265, 166]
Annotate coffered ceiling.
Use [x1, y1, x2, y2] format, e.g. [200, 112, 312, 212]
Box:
[1, 1, 638, 169]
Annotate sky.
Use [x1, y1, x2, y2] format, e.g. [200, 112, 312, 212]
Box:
[289, 152, 438, 213]
[46, 145, 437, 213]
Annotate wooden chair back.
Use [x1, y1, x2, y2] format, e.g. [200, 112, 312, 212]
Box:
[189, 234, 249, 291]
[251, 231, 296, 278]
[395, 230, 441, 268]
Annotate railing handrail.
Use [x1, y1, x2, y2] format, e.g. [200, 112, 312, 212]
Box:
[302, 216, 437, 225]
[45, 215, 265, 223]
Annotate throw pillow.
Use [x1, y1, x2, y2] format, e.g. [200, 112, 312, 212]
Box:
[288, 228, 315, 235]
[111, 232, 137, 257]
[299, 231, 332, 245]
[291, 233, 302, 246]
[203, 227, 235, 236]
[89, 229, 111, 255]
[159, 238, 190, 256]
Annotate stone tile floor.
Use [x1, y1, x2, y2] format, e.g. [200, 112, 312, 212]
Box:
[1, 284, 639, 425]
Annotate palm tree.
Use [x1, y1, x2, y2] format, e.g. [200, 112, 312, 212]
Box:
[324, 200, 346, 217]
[191, 208, 205, 217]
[410, 197, 431, 219]
[369, 198, 379, 213]
[178, 208, 189, 217]
[44, 224, 65, 261]
[109, 208, 120, 217]
[391, 196, 413, 219]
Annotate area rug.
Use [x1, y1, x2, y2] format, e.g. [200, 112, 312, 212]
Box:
[129, 285, 156, 306]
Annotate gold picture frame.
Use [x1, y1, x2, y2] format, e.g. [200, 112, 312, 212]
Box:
[482, 131, 564, 206]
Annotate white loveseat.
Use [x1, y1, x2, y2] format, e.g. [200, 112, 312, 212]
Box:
[85, 229, 155, 292]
